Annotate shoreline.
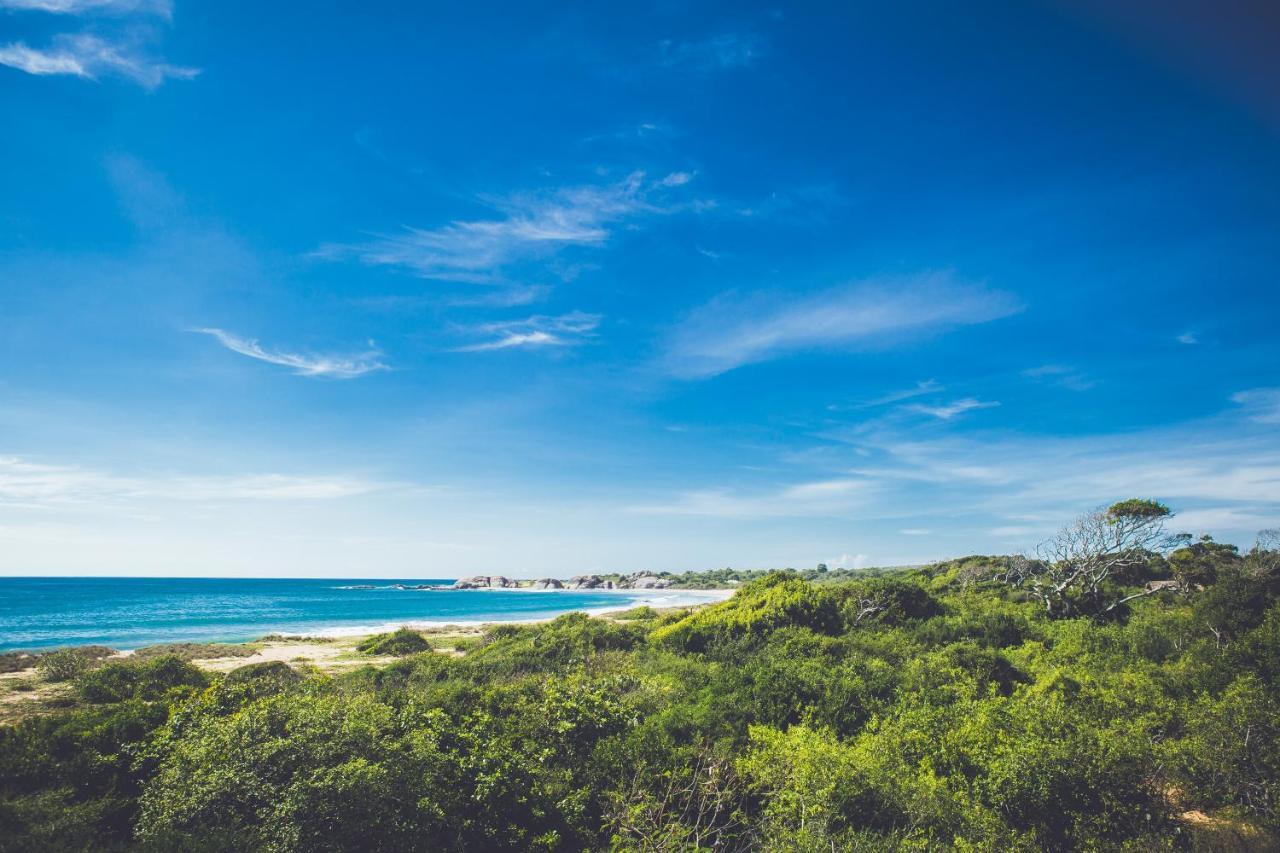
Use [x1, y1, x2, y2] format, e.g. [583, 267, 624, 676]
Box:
[294, 587, 734, 641]
[1, 587, 735, 654]
[1, 590, 734, 724]
[0, 584, 736, 654]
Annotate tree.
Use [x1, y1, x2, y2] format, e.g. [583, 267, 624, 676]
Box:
[1168, 535, 1240, 590]
[1246, 529, 1280, 577]
[606, 743, 754, 852]
[1008, 499, 1174, 617]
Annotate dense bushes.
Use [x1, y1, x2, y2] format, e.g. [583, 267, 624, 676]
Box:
[651, 574, 844, 653]
[0, 699, 171, 851]
[1, 534, 1278, 850]
[33, 646, 116, 682]
[75, 655, 208, 704]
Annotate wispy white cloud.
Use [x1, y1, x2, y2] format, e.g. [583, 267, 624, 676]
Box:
[853, 427, 1280, 540]
[0, 34, 196, 88]
[1021, 364, 1095, 391]
[865, 379, 943, 407]
[454, 311, 601, 352]
[826, 380, 946, 416]
[663, 273, 1022, 379]
[1177, 331, 1198, 345]
[1231, 387, 1280, 423]
[193, 328, 388, 379]
[638, 399, 1280, 550]
[0, 456, 394, 508]
[989, 525, 1038, 538]
[0, 0, 170, 15]
[320, 171, 695, 283]
[902, 398, 1000, 420]
[627, 476, 873, 519]
[446, 284, 551, 308]
[657, 171, 694, 187]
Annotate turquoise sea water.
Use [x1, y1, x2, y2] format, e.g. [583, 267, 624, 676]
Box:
[0, 577, 711, 651]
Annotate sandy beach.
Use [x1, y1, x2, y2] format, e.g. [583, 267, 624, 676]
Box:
[0, 593, 732, 725]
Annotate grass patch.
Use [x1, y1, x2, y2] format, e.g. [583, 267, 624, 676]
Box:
[611, 605, 659, 621]
[131, 642, 258, 661]
[34, 646, 117, 682]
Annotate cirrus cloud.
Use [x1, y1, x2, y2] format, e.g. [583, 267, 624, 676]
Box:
[453, 311, 601, 352]
[663, 272, 1023, 379]
[193, 328, 388, 379]
[0, 0, 170, 15]
[319, 171, 697, 286]
[0, 33, 196, 88]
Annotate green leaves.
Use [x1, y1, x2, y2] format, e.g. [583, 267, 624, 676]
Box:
[356, 627, 431, 656]
[1106, 498, 1172, 521]
[652, 574, 844, 654]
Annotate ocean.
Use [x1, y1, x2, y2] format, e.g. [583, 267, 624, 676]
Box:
[0, 577, 726, 651]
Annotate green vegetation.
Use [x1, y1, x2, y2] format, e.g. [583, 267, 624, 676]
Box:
[1, 502, 1278, 851]
[33, 647, 116, 683]
[589, 564, 918, 589]
[356, 627, 431, 656]
[611, 606, 659, 621]
[129, 642, 258, 662]
[74, 655, 209, 705]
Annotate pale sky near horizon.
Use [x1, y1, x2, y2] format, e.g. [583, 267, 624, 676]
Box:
[1, 1, 1278, 577]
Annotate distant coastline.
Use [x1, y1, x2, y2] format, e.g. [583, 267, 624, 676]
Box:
[0, 576, 735, 652]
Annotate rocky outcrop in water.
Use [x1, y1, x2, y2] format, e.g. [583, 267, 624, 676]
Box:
[447, 573, 672, 590]
[452, 576, 518, 590]
[626, 572, 672, 589]
[565, 575, 613, 590]
[530, 578, 564, 589]
[559, 572, 672, 590]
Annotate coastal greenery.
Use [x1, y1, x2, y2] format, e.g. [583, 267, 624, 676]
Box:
[1, 502, 1278, 851]
[31, 647, 115, 683]
[588, 564, 917, 590]
[357, 627, 432, 656]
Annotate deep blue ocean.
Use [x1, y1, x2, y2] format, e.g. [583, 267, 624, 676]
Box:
[0, 577, 712, 651]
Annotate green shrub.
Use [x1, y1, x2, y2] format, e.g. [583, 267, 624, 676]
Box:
[34, 646, 115, 682]
[75, 654, 209, 704]
[356, 628, 431, 656]
[837, 577, 943, 627]
[612, 605, 658, 621]
[1172, 674, 1280, 828]
[224, 660, 302, 688]
[131, 642, 257, 662]
[464, 612, 644, 676]
[652, 574, 843, 653]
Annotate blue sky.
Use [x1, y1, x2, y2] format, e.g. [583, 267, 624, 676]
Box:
[1, 0, 1278, 577]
